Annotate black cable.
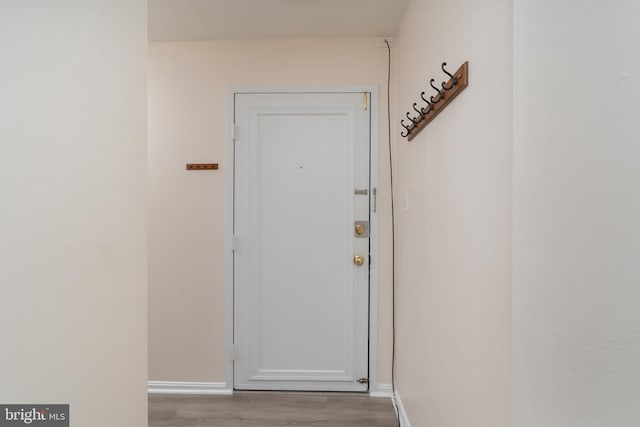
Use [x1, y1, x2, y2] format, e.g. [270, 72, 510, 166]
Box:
[384, 38, 401, 427]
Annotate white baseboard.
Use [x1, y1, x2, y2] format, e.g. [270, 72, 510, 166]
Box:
[148, 381, 232, 395]
[369, 383, 393, 398]
[393, 389, 411, 427]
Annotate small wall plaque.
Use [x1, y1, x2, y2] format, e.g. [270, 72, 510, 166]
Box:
[186, 163, 219, 170]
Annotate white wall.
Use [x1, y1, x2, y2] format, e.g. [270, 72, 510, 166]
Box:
[512, 1, 640, 425]
[0, 2, 148, 426]
[392, 0, 512, 425]
[147, 37, 393, 385]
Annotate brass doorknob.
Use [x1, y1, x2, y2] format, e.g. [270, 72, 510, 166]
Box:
[353, 255, 365, 266]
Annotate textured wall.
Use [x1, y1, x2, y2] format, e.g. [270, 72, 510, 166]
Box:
[512, 0, 640, 425]
[0, 1, 148, 426]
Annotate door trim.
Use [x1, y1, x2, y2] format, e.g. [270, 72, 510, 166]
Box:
[225, 85, 380, 394]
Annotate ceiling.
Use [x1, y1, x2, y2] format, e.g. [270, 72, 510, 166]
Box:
[148, 0, 409, 41]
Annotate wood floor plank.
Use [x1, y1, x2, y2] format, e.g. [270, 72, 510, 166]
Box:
[149, 392, 399, 427]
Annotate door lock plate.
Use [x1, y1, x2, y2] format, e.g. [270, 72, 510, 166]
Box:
[354, 221, 369, 238]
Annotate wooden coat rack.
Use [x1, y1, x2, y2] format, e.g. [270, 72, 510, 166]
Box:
[401, 61, 469, 141]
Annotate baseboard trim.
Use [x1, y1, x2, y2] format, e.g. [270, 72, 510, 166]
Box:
[369, 383, 393, 398]
[148, 381, 232, 395]
[393, 389, 411, 427]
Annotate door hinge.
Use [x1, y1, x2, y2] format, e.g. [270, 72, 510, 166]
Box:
[357, 377, 369, 384]
[232, 124, 240, 141]
[228, 344, 236, 361]
[231, 235, 238, 252]
[363, 93, 368, 111]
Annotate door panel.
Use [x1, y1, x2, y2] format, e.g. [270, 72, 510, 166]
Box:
[234, 92, 370, 391]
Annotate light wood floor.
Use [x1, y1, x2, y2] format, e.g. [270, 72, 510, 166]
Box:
[149, 392, 399, 427]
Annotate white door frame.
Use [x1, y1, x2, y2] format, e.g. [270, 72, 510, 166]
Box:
[225, 85, 380, 395]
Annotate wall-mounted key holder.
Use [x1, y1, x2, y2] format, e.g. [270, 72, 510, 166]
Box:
[186, 163, 219, 170]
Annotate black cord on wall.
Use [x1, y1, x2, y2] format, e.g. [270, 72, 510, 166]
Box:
[384, 38, 401, 427]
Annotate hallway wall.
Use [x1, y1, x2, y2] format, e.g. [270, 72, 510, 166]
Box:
[393, 1, 640, 426]
[392, 0, 513, 425]
[147, 37, 393, 386]
[0, 2, 148, 426]
[512, 1, 640, 425]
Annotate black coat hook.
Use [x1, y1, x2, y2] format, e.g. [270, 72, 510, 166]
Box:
[406, 111, 418, 126]
[441, 62, 457, 90]
[413, 103, 424, 120]
[400, 119, 411, 137]
[420, 91, 433, 113]
[429, 79, 445, 104]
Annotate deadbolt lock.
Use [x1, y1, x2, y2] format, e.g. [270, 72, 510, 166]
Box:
[354, 255, 365, 266]
[354, 221, 369, 238]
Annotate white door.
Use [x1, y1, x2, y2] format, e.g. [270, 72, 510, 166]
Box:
[233, 92, 370, 392]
